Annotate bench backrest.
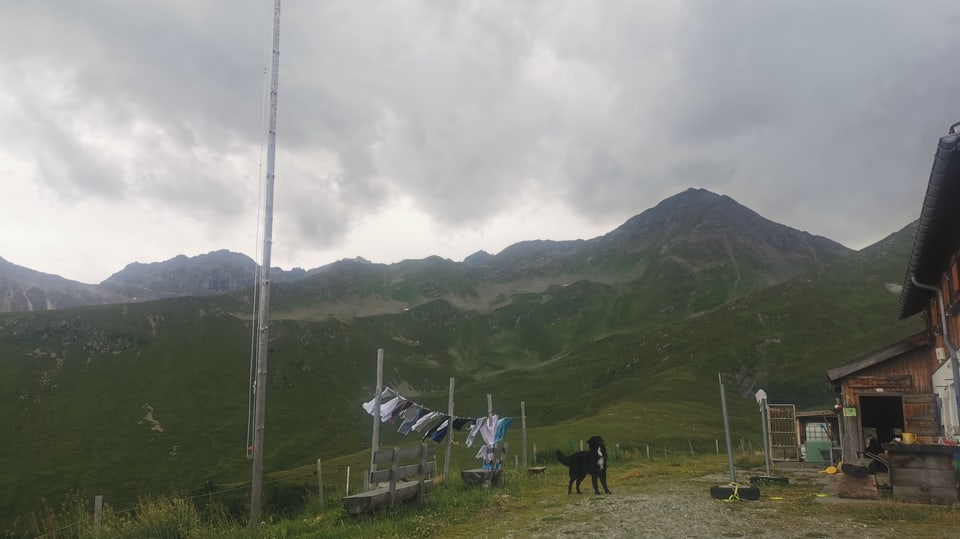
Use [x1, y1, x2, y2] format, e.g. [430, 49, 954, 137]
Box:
[369, 444, 436, 486]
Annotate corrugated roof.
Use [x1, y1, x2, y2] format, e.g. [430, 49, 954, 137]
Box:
[897, 127, 960, 319]
[825, 332, 929, 382]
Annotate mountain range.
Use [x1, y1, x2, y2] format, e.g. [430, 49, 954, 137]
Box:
[0, 188, 923, 528]
[1, 188, 851, 316]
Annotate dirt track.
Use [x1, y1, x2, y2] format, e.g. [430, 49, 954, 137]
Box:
[479, 467, 958, 538]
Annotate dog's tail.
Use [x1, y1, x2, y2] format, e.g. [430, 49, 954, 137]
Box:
[556, 450, 571, 467]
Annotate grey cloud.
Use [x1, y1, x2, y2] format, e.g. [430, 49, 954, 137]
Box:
[3, 0, 960, 258]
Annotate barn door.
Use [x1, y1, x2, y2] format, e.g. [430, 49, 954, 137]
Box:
[902, 393, 939, 436]
[767, 404, 800, 461]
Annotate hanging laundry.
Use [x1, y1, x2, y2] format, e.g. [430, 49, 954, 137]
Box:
[452, 417, 473, 431]
[475, 444, 497, 470]
[465, 418, 484, 447]
[479, 414, 499, 445]
[378, 396, 403, 422]
[411, 410, 442, 432]
[385, 399, 413, 422]
[422, 416, 450, 441]
[431, 424, 449, 442]
[361, 387, 396, 415]
[494, 417, 514, 443]
[397, 406, 426, 435]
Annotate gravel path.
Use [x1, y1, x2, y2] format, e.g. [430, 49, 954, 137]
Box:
[478, 470, 956, 539]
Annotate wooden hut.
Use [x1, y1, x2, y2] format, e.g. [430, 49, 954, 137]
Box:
[879, 123, 960, 504]
[826, 332, 936, 465]
[824, 123, 960, 502]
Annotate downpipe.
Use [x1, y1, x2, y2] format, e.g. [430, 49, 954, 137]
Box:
[911, 275, 960, 438]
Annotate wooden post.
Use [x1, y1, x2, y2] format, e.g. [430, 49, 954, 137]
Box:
[484, 394, 493, 487]
[346, 466, 351, 495]
[580, 439, 584, 451]
[417, 444, 429, 505]
[521, 400, 528, 469]
[388, 447, 400, 506]
[316, 458, 324, 510]
[369, 349, 384, 489]
[533, 443, 538, 465]
[688, 440, 695, 456]
[646, 445, 650, 460]
[444, 377, 455, 482]
[716, 439, 719, 455]
[94, 495, 103, 539]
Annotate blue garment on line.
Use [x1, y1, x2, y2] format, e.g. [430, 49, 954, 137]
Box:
[494, 417, 514, 443]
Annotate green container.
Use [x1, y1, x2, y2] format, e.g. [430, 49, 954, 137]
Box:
[805, 441, 832, 463]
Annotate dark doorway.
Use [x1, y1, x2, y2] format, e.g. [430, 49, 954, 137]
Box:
[859, 395, 904, 452]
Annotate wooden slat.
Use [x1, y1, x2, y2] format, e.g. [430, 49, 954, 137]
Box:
[846, 374, 913, 389]
[903, 393, 939, 436]
[369, 462, 436, 485]
[887, 454, 955, 471]
[890, 465, 958, 486]
[892, 485, 959, 504]
[837, 473, 880, 499]
[372, 444, 436, 465]
[341, 480, 434, 515]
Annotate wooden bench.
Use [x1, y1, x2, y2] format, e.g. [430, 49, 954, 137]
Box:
[342, 443, 435, 515]
[527, 466, 547, 477]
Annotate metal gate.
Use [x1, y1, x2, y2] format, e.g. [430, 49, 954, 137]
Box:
[767, 404, 800, 461]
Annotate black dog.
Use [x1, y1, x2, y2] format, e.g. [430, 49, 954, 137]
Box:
[556, 435, 612, 495]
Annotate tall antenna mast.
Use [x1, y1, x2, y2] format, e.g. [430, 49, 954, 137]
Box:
[250, 0, 281, 526]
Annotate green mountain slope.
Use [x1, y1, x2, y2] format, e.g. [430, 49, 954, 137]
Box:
[0, 208, 918, 528]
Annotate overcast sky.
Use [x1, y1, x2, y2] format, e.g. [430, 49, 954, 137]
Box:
[2, 1, 958, 284]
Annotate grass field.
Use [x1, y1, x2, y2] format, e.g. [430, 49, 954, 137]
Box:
[17, 452, 960, 539]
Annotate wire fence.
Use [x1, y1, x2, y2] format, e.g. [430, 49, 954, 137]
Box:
[19, 436, 770, 538]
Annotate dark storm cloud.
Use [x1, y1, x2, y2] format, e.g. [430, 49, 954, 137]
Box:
[662, 0, 960, 240]
[3, 0, 960, 259]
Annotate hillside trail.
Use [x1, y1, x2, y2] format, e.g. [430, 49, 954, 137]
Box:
[456, 469, 955, 539]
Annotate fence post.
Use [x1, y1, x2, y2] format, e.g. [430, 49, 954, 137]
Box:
[688, 440, 695, 456]
[346, 466, 351, 495]
[316, 458, 324, 510]
[533, 444, 537, 465]
[94, 495, 103, 539]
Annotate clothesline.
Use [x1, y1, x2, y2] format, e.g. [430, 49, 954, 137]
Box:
[360, 386, 514, 447]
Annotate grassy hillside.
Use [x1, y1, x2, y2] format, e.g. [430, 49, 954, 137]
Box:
[0, 222, 921, 528]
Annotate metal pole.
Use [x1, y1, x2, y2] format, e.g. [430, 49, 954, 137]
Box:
[249, 0, 281, 526]
[761, 398, 772, 476]
[369, 349, 384, 485]
[719, 374, 736, 482]
[444, 377, 455, 481]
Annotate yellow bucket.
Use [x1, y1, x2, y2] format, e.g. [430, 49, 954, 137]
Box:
[902, 432, 917, 444]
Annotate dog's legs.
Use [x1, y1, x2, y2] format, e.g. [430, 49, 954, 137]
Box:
[600, 471, 612, 494]
[575, 475, 585, 494]
[591, 474, 601, 495]
[567, 477, 575, 495]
